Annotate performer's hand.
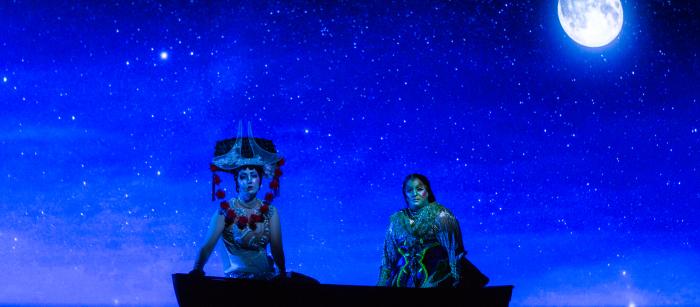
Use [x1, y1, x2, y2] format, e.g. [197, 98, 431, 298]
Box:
[189, 268, 205, 276]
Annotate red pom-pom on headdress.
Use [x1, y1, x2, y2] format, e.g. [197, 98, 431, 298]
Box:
[220, 201, 230, 210]
[216, 189, 226, 199]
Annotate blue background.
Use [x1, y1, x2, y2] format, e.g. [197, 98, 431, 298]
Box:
[1, 1, 698, 305]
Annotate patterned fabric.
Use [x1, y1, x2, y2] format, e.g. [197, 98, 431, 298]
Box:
[378, 202, 466, 287]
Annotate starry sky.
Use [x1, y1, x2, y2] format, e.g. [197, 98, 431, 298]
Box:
[1, 0, 699, 305]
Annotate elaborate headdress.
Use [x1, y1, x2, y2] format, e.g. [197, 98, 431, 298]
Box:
[211, 122, 282, 175]
[209, 122, 285, 228]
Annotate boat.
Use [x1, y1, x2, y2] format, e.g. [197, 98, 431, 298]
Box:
[172, 273, 513, 306]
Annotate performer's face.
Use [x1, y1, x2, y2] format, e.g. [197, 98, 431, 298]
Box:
[404, 178, 429, 209]
[237, 167, 260, 195]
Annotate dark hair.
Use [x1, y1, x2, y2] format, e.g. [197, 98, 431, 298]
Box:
[232, 165, 264, 193]
[402, 173, 436, 206]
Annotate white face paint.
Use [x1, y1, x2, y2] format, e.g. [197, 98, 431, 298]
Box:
[404, 178, 429, 210]
[237, 167, 260, 198]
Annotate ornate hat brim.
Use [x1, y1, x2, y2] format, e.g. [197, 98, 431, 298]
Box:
[211, 122, 281, 177]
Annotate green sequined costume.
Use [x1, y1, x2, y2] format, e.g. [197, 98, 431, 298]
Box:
[377, 202, 467, 288]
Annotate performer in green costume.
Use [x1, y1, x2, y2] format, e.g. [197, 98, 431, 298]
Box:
[378, 174, 488, 288]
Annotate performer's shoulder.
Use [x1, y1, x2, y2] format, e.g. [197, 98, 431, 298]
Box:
[432, 202, 456, 218]
[389, 209, 408, 222]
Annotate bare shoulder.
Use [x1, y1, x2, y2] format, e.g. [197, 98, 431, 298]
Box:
[211, 208, 226, 219]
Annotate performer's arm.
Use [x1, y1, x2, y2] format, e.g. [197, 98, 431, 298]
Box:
[436, 210, 466, 285]
[192, 211, 225, 274]
[269, 206, 286, 275]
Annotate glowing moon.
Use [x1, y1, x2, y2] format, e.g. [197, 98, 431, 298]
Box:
[558, 0, 623, 48]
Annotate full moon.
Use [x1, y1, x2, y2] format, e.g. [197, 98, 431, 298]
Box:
[558, 0, 623, 48]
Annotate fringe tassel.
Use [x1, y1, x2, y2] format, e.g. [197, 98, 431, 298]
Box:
[211, 173, 216, 201]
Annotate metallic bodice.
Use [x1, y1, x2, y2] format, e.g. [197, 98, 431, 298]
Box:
[220, 199, 275, 276]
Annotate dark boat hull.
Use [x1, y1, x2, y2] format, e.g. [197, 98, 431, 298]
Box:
[172, 273, 513, 306]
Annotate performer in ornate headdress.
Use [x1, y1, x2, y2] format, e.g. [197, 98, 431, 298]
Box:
[377, 174, 488, 288]
[190, 122, 286, 280]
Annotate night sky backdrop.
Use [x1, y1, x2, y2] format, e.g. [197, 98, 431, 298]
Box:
[1, 0, 699, 305]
